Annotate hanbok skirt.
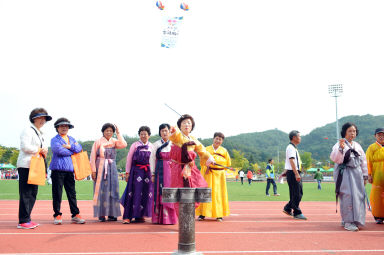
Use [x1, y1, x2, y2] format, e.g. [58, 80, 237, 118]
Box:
[93, 157, 121, 218]
[152, 157, 177, 224]
[334, 164, 366, 226]
[121, 165, 153, 220]
[196, 169, 230, 218]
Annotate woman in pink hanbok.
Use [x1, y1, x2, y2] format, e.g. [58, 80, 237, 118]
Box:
[90, 123, 127, 222]
[150, 123, 177, 224]
[169, 114, 215, 189]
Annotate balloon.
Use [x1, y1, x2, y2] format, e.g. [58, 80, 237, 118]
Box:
[156, 1, 164, 10]
[180, 3, 189, 11]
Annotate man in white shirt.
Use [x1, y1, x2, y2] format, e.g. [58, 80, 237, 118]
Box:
[282, 130, 307, 220]
[239, 170, 245, 185]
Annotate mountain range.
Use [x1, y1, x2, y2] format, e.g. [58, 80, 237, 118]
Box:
[2, 114, 382, 168]
[199, 114, 384, 163]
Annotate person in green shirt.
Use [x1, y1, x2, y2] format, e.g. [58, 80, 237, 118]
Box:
[314, 168, 323, 190]
[266, 159, 279, 196]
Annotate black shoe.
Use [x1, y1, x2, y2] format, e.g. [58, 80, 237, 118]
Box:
[197, 215, 205, 221]
[98, 216, 106, 222]
[132, 217, 145, 223]
[282, 210, 293, 216]
[107, 216, 117, 221]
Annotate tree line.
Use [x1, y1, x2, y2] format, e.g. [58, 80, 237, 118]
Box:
[1, 114, 382, 174]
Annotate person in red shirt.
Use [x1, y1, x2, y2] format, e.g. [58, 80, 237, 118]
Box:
[247, 170, 253, 185]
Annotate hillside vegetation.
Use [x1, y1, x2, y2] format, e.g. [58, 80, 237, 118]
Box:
[2, 114, 382, 171]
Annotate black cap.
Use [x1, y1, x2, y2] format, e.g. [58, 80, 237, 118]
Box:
[54, 118, 74, 129]
[31, 113, 52, 122]
[55, 121, 74, 129]
[375, 128, 384, 135]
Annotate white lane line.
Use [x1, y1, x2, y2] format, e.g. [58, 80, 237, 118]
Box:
[0, 213, 341, 216]
[0, 208, 336, 210]
[1, 220, 374, 224]
[230, 214, 339, 216]
[1, 250, 384, 255]
[0, 219, 368, 223]
[1, 230, 384, 235]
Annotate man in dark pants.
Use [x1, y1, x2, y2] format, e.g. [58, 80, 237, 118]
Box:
[282, 130, 307, 220]
[239, 170, 244, 185]
[266, 159, 279, 196]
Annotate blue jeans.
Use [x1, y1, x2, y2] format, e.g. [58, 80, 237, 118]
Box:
[317, 180, 322, 190]
[266, 179, 277, 195]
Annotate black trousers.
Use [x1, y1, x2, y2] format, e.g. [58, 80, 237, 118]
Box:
[240, 177, 244, 184]
[51, 170, 80, 217]
[266, 179, 277, 195]
[18, 168, 38, 224]
[284, 170, 303, 216]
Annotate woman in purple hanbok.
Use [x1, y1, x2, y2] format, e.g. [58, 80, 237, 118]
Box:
[121, 126, 154, 224]
[150, 123, 177, 224]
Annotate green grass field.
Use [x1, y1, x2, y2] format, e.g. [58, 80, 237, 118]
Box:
[0, 180, 372, 201]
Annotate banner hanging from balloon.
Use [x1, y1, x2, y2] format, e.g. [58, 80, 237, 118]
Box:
[156, 1, 189, 48]
[160, 16, 183, 48]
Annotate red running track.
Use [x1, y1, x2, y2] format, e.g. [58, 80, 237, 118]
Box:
[0, 200, 384, 255]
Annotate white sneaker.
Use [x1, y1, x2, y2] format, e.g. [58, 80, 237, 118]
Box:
[54, 215, 62, 225]
[71, 215, 85, 224]
[344, 222, 358, 232]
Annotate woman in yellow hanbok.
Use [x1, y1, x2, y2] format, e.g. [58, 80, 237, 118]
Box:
[196, 132, 231, 222]
[366, 128, 384, 224]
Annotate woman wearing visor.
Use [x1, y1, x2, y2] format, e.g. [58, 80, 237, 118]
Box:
[17, 108, 52, 229]
[49, 117, 85, 225]
[366, 128, 384, 224]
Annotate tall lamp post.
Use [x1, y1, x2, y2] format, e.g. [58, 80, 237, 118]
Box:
[328, 84, 343, 140]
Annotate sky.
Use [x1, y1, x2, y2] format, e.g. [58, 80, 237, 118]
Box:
[1, 0, 383, 148]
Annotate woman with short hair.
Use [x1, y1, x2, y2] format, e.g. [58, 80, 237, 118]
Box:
[330, 122, 368, 231]
[121, 126, 154, 224]
[150, 123, 177, 224]
[90, 123, 127, 222]
[17, 108, 52, 229]
[169, 114, 214, 189]
[196, 132, 231, 222]
[49, 117, 85, 225]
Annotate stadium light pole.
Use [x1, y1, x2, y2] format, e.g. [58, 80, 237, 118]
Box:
[328, 84, 343, 140]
